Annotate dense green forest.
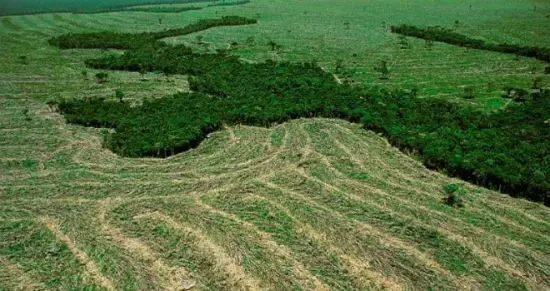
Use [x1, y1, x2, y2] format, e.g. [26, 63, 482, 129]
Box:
[48, 18, 550, 205]
[0, 0, 215, 16]
[391, 24, 550, 63]
[48, 16, 257, 49]
[207, 0, 250, 7]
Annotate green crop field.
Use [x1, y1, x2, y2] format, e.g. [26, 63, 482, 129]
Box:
[1, 0, 550, 290]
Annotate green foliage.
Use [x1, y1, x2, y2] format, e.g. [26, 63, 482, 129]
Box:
[463, 86, 474, 99]
[127, 6, 202, 13]
[374, 60, 390, 79]
[0, 0, 215, 16]
[95, 72, 108, 83]
[21, 158, 38, 168]
[442, 184, 464, 208]
[391, 24, 550, 63]
[18, 55, 28, 65]
[21, 108, 31, 121]
[115, 89, 125, 103]
[48, 16, 257, 50]
[81, 69, 88, 79]
[207, 0, 250, 7]
[545, 66, 550, 74]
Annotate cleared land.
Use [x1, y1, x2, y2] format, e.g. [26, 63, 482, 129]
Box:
[1, 0, 550, 290]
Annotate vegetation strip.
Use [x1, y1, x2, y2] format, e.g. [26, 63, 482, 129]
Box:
[391, 24, 550, 63]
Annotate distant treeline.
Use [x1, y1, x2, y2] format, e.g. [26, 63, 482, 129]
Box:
[391, 24, 550, 63]
[49, 18, 550, 205]
[126, 6, 202, 13]
[207, 0, 251, 7]
[48, 16, 257, 49]
[0, 0, 216, 16]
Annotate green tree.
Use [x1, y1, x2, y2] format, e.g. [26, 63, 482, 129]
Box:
[374, 60, 390, 79]
[115, 89, 125, 103]
[95, 72, 108, 83]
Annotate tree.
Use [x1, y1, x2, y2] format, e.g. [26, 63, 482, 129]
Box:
[545, 65, 550, 74]
[18, 55, 28, 65]
[81, 70, 88, 80]
[95, 72, 108, 83]
[267, 40, 278, 51]
[454, 20, 460, 28]
[442, 184, 464, 208]
[22, 108, 31, 121]
[463, 86, 474, 99]
[139, 67, 147, 80]
[196, 35, 204, 43]
[374, 60, 390, 79]
[115, 89, 125, 103]
[158, 18, 162, 25]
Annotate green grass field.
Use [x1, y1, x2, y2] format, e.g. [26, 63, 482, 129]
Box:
[1, 0, 550, 290]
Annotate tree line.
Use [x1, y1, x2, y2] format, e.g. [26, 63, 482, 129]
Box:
[391, 24, 550, 63]
[48, 16, 257, 50]
[49, 17, 550, 206]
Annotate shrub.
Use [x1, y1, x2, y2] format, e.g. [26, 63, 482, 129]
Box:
[18, 55, 28, 65]
[95, 72, 108, 83]
[442, 184, 464, 208]
[463, 86, 474, 99]
[115, 89, 124, 103]
[374, 60, 390, 79]
[22, 108, 31, 121]
[545, 66, 550, 74]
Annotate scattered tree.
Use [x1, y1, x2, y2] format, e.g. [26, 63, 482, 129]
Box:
[246, 36, 255, 45]
[545, 65, 550, 74]
[95, 72, 108, 83]
[442, 184, 465, 208]
[158, 18, 162, 25]
[267, 40, 280, 52]
[18, 55, 28, 65]
[22, 108, 31, 121]
[343, 22, 350, 30]
[115, 89, 125, 103]
[81, 69, 88, 80]
[196, 35, 204, 43]
[374, 60, 390, 79]
[463, 86, 474, 99]
[454, 20, 460, 28]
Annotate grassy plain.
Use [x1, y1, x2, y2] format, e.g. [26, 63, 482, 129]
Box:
[1, 0, 550, 290]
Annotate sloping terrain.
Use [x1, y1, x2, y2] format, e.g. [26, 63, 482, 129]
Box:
[2, 114, 550, 290]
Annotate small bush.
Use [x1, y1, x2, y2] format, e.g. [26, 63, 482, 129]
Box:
[463, 86, 474, 99]
[115, 89, 124, 103]
[374, 60, 390, 79]
[22, 108, 31, 121]
[18, 55, 28, 65]
[545, 66, 550, 74]
[95, 72, 108, 83]
[442, 184, 464, 208]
